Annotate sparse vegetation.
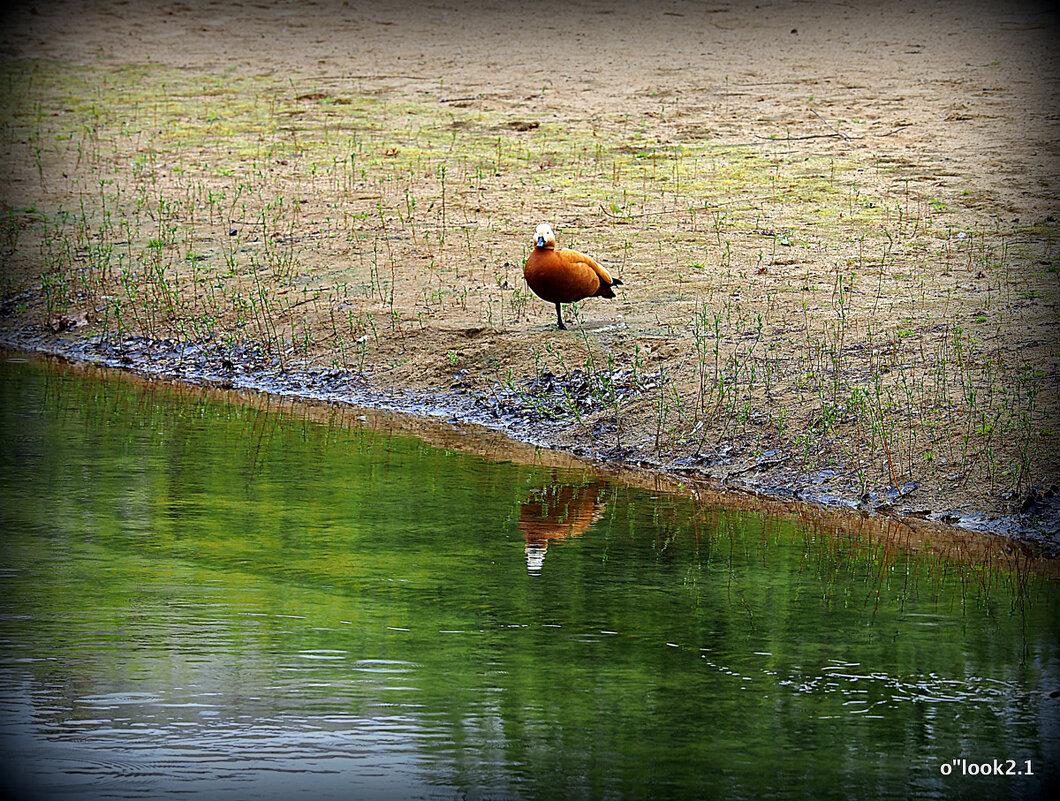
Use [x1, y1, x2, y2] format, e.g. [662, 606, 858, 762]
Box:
[1, 57, 1057, 520]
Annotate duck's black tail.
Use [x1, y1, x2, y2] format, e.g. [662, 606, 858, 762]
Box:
[598, 277, 623, 299]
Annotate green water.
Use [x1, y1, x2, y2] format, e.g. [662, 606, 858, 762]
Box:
[0, 356, 1057, 800]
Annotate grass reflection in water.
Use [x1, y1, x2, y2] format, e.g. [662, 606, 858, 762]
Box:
[0, 355, 1057, 800]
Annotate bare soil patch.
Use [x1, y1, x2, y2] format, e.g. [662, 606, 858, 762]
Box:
[1, 0, 1058, 543]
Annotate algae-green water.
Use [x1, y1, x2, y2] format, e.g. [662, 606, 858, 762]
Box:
[0, 355, 1056, 800]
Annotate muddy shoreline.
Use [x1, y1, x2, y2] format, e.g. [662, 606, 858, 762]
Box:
[4, 325, 1057, 556]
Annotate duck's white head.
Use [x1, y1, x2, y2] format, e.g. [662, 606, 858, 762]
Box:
[534, 223, 557, 250]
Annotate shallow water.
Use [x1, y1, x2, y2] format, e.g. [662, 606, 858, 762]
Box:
[0, 356, 1057, 800]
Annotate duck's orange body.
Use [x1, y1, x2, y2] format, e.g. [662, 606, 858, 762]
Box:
[523, 223, 622, 329]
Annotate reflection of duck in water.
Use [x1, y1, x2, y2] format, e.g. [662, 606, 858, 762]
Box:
[519, 480, 608, 574]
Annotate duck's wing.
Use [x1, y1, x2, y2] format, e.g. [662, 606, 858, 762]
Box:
[560, 249, 620, 288]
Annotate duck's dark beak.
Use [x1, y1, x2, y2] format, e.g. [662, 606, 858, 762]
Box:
[535, 235, 546, 248]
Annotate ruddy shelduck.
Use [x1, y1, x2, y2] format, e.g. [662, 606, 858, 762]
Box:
[523, 223, 623, 330]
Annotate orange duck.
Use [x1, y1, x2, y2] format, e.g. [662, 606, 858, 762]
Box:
[523, 223, 623, 330]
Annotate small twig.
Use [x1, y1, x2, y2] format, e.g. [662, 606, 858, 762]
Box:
[752, 122, 912, 143]
[754, 132, 845, 142]
[809, 107, 851, 140]
[598, 204, 682, 221]
[882, 435, 901, 489]
[598, 200, 742, 220]
[877, 123, 915, 137]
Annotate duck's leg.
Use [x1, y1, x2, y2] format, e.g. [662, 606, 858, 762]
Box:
[555, 303, 567, 330]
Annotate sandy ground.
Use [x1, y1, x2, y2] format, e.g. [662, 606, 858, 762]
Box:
[1, 0, 1058, 542]
[3, 0, 1057, 208]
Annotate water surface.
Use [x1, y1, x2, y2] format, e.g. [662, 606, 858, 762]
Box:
[0, 356, 1057, 800]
